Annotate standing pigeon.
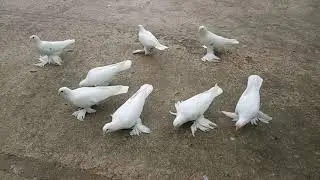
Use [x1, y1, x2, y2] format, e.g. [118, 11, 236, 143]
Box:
[132, 25, 168, 55]
[79, 60, 132, 87]
[221, 75, 272, 130]
[103, 84, 153, 136]
[198, 26, 239, 62]
[170, 84, 223, 136]
[30, 35, 75, 67]
[58, 86, 129, 121]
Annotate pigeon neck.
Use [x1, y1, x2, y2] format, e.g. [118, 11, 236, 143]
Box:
[244, 84, 260, 94]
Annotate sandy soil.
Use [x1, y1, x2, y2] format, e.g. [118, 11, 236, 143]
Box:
[1, 0, 319, 179]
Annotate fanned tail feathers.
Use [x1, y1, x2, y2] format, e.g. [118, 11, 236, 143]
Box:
[155, 43, 168, 50]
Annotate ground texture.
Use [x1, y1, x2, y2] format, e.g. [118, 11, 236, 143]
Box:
[1, 0, 319, 179]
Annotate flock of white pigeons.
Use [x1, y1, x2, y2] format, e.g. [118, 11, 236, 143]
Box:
[29, 25, 272, 136]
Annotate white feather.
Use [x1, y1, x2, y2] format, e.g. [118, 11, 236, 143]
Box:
[79, 60, 132, 87]
[103, 84, 153, 135]
[171, 84, 223, 135]
[221, 75, 272, 129]
[137, 25, 168, 53]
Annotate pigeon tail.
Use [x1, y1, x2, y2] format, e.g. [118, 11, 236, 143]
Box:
[65, 39, 75, 45]
[130, 118, 151, 136]
[117, 60, 132, 71]
[111, 85, 129, 95]
[221, 111, 238, 121]
[169, 111, 177, 116]
[224, 38, 239, 45]
[190, 116, 217, 136]
[209, 84, 223, 97]
[155, 43, 168, 51]
[137, 84, 153, 99]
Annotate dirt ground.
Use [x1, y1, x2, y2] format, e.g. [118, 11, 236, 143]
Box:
[1, 0, 319, 179]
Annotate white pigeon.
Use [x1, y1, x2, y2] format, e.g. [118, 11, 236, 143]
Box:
[58, 85, 129, 121]
[79, 60, 132, 87]
[198, 26, 239, 62]
[221, 75, 272, 130]
[103, 84, 153, 136]
[170, 84, 223, 136]
[132, 25, 168, 55]
[30, 35, 75, 67]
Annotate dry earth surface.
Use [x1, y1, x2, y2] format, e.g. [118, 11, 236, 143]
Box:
[1, 0, 319, 179]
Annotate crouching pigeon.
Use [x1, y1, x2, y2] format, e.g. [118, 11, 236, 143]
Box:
[103, 84, 153, 136]
[170, 84, 223, 136]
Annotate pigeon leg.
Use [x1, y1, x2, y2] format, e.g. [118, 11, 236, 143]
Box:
[72, 109, 87, 121]
[132, 49, 145, 54]
[201, 47, 220, 62]
[34, 55, 49, 67]
[85, 108, 96, 113]
[190, 115, 217, 136]
[144, 46, 152, 55]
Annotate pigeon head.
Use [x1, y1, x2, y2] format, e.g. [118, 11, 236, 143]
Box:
[247, 75, 263, 90]
[173, 115, 185, 128]
[58, 87, 72, 97]
[29, 35, 40, 42]
[102, 121, 118, 134]
[138, 24, 145, 31]
[198, 26, 208, 33]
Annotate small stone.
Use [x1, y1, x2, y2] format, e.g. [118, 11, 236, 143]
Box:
[230, 137, 235, 141]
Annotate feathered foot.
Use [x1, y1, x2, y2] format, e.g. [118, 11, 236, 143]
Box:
[51, 55, 63, 66]
[132, 49, 145, 54]
[130, 118, 151, 136]
[34, 55, 49, 67]
[72, 109, 87, 121]
[190, 115, 217, 136]
[201, 52, 220, 62]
